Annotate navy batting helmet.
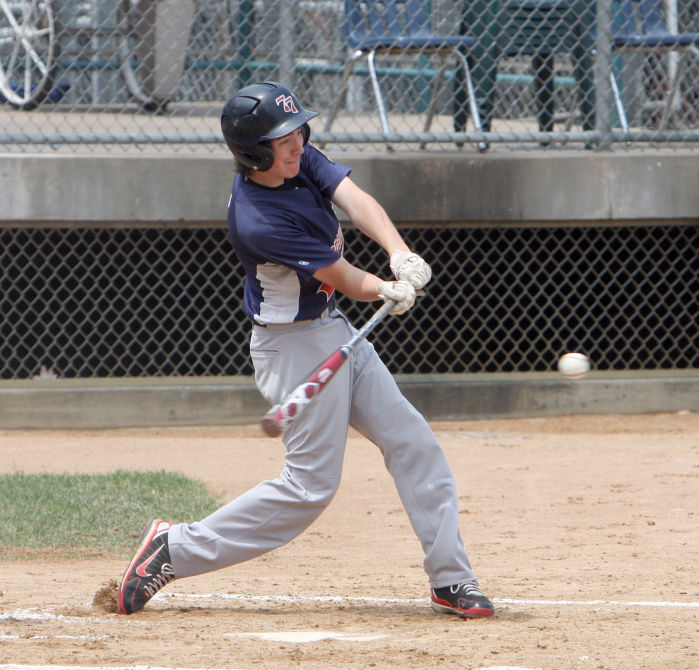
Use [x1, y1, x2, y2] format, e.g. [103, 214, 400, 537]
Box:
[221, 81, 318, 171]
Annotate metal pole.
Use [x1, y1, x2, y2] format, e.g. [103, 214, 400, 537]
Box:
[92, 0, 113, 104]
[665, 0, 680, 116]
[238, 0, 254, 87]
[594, 0, 613, 150]
[279, 1, 296, 86]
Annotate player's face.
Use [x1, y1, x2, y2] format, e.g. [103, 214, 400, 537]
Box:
[268, 128, 305, 181]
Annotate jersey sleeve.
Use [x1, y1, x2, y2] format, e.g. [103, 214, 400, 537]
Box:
[300, 144, 351, 198]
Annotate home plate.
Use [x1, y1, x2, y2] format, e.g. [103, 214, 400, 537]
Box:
[227, 631, 390, 643]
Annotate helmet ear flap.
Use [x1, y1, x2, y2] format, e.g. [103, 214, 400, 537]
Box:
[254, 144, 275, 171]
[232, 143, 274, 172]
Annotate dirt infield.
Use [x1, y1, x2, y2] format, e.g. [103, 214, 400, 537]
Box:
[1, 413, 697, 669]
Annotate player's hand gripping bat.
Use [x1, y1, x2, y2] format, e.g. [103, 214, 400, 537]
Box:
[260, 300, 396, 437]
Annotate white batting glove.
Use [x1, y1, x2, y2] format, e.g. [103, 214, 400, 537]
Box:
[378, 280, 416, 315]
[390, 250, 432, 290]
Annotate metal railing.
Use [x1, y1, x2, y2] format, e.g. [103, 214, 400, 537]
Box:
[0, 0, 697, 153]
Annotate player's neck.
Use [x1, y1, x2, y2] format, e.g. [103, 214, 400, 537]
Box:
[248, 171, 284, 188]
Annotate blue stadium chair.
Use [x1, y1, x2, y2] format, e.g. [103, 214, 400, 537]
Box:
[322, 0, 486, 151]
[610, 0, 699, 129]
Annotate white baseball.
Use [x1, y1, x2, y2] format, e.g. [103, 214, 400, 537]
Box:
[557, 352, 591, 379]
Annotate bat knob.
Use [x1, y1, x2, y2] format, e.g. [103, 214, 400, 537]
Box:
[260, 415, 282, 438]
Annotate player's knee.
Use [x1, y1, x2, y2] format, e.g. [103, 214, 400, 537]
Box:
[281, 467, 340, 510]
[306, 485, 339, 513]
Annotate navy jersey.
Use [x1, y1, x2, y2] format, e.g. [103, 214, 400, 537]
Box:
[227, 144, 351, 324]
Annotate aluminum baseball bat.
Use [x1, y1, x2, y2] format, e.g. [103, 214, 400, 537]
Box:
[259, 300, 396, 437]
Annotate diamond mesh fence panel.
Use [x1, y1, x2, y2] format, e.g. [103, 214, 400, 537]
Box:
[0, 0, 697, 153]
[1, 223, 696, 380]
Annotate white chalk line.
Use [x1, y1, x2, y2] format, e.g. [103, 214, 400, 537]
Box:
[156, 591, 699, 609]
[1, 593, 696, 628]
[1, 634, 110, 641]
[0, 609, 102, 623]
[497, 597, 698, 608]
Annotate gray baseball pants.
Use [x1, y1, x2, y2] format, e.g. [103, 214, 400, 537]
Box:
[168, 309, 476, 588]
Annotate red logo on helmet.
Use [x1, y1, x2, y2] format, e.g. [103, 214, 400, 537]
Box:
[275, 94, 298, 114]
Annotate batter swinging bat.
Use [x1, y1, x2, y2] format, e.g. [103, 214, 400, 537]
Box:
[260, 300, 396, 437]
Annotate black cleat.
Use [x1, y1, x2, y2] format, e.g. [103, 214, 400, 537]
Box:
[431, 581, 494, 619]
[118, 519, 175, 614]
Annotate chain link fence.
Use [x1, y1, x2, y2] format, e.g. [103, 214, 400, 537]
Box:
[1, 223, 697, 380]
[1, 0, 697, 153]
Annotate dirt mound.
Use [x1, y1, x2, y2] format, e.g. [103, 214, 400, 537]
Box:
[92, 578, 119, 613]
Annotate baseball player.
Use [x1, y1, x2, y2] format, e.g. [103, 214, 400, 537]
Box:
[117, 81, 493, 620]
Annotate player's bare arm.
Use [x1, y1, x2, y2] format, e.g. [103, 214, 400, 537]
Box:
[313, 257, 415, 315]
[331, 177, 408, 255]
[313, 257, 384, 301]
[331, 177, 432, 290]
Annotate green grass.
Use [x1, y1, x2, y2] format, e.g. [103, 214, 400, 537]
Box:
[0, 470, 221, 560]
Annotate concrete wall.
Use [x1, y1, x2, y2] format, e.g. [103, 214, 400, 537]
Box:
[2, 150, 698, 225]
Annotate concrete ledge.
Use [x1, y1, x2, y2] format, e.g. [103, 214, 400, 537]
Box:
[0, 376, 266, 430]
[1, 150, 697, 225]
[1, 371, 696, 429]
[398, 371, 699, 421]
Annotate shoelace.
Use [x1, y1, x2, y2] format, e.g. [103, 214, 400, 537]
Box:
[451, 582, 485, 598]
[143, 563, 176, 598]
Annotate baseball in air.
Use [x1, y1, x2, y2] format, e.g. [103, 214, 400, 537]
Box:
[557, 352, 591, 379]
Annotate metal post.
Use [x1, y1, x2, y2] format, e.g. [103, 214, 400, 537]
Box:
[594, 0, 614, 149]
[92, 0, 113, 104]
[238, 0, 254, 87]
[665, 0, 680, 118]
[279, 1, 296, 86]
